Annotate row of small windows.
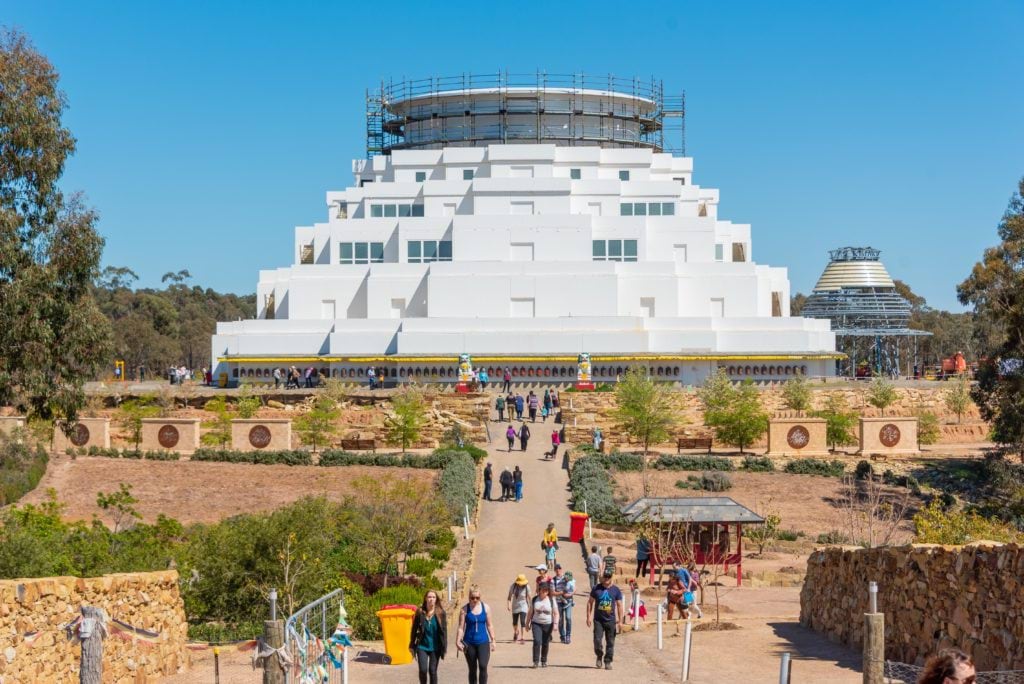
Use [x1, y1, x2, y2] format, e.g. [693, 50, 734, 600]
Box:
[234, 364, 809, 381]
[620, 202, 676, 216]
[408, 240, 453, 263]
[593, 239, 638, 262]
[340, 242, 384, 264]
[369, 203, 426, 218]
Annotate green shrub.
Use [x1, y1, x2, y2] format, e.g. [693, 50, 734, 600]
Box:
[0, 440, 49, 506]
[854, 460, 873, 480]
[815, 530, 851, 545]
[190, 449, 312, 466]
[784, 458, 846, 478]
[143, 451, 181, 461]
[405, 557, 440, 577]
[426, 526, 457, 563]
[698, 471, 732, 491]
[776, 529, 802, 542]
[569, 457, 623, 524]
[596, 452, 644, 471]
[438, 452, 476, 523]
[740, 456, 775, 472]
[654, 455, 735, 471]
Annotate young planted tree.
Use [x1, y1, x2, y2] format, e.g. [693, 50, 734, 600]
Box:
[0, 30, 112, 421]
[385, 387, 428, 453]
[96, 483, 141, 534]
[697, 368, 735, 418]
[915, 408, 941, 449]
[839, 474, 910, 548]
[745, 511, 781, 556]
[865, 376, 898, 416]
[200, 396, 234, 448]
[814, 393, 860, 452]
[705, 381, 768, 454]
[294, 396, 340, 453]
[944, 374, 973, 424]
[118, 398, 160, 453]
[781, 377, 812, 415]
[345, 474, 450, 586]
[613, 367, 679, 494]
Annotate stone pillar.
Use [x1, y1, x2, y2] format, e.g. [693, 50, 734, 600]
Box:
[141, 418, 201, 454]
[0, 416, 27, 440]
[858, 417, 919, 456]
[231, 419, 292, 451]
[766, 416, 830, 457]
[53, 418, 111, 452]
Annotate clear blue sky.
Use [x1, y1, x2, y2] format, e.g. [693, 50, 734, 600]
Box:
[6, 1, 1023, 310]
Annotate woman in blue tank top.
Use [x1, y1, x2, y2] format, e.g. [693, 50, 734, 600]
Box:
[456, 585, 495, 684]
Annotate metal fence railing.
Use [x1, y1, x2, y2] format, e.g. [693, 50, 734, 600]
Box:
[285, 589, 349, 684]
[886, 661, 1024, 684]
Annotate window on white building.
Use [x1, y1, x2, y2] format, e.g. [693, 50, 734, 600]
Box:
[415, 171, 427, 182]
[407, 240, 453, 263]
[336, 202, 348, 219]
[674, 177, 687, 185]
[463, 169, 475, 180]
[640, 297, 656, 318]
[619, 170, 630, 181]
[339, 242, 384, 265]
[620, 202, 675, 216]
[593, 239, 638, 262]
[714, 244, 725, 262]
[570, 168, 581, 180]
[369, 202, 424, 218]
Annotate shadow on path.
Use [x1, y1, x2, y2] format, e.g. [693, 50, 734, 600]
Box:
[768, 621, 861, 673]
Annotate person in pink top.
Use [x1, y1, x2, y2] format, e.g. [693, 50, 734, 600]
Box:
[546, 429, 561, 460]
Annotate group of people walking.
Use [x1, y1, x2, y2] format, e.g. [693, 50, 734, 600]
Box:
[482, 462, 523, 502]
[495, 388, 559, 423]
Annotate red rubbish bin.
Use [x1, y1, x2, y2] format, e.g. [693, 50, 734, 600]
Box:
[569, 511, 589, 543]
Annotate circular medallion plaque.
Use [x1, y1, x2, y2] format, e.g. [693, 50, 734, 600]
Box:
[879, 423, 901, 448]
[69, 423, 90, 447]
[157, 425, 180, 448]
[786, 425, 810, 450]
[249, 425, 272, 449]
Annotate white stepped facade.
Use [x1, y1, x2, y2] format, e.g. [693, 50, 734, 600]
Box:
[212, 144, 837, 385]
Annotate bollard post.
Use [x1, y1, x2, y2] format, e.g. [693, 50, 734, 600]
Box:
[447, 575, 453, 602]
[779, 652, 791, 684]
[343, 642, 349, 684]
[464, 503, 471, 525]
[269, 588, 278, 621]
[214, 646, 221, 684]
[681, 619, 693, 681]
[869, 580, 878, 614]
[657, 602, 664, 650]
[262, 619, 285, 684]
[863, 613, 884, 684]
[463, 515, 470, 539]
[78, 606, 107, 684]
[632, 586, 641, 631]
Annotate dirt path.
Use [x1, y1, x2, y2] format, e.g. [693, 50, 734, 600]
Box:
[349, 415, 676, 683]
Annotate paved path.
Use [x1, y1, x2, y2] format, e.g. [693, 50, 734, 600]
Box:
[351, 415, 674, 682]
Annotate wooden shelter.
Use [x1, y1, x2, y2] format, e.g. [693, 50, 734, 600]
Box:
[621, 497, 765, 586]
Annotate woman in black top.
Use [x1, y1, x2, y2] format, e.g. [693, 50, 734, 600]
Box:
[409, 589, 447, 684]
[519, 423, 530, 451]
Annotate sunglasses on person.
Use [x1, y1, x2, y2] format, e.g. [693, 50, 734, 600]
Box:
[469, 595, 481, 601]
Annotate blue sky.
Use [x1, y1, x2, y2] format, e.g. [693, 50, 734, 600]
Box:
[6, 1, 1023, 310]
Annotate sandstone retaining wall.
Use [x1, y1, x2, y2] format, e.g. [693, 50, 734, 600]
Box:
[0, 570, 190, 683]
[800, 544, 1024, 670]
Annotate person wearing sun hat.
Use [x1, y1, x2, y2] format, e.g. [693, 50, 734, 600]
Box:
[533, 564, 551, 591]
[506, 573, 531, 644]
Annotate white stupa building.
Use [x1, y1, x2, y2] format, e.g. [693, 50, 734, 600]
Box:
[212, 74, 837, 385]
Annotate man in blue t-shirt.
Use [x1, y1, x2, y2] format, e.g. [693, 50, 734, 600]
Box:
[586, 571, 624, 670]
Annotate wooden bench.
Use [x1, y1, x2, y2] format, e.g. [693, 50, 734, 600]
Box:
[339, 438, 377, 452]
[677, 437, 713, 453]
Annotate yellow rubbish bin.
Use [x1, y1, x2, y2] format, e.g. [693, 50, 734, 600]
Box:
[376, 604, 417, 665]
[218, 373, 228, 388]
